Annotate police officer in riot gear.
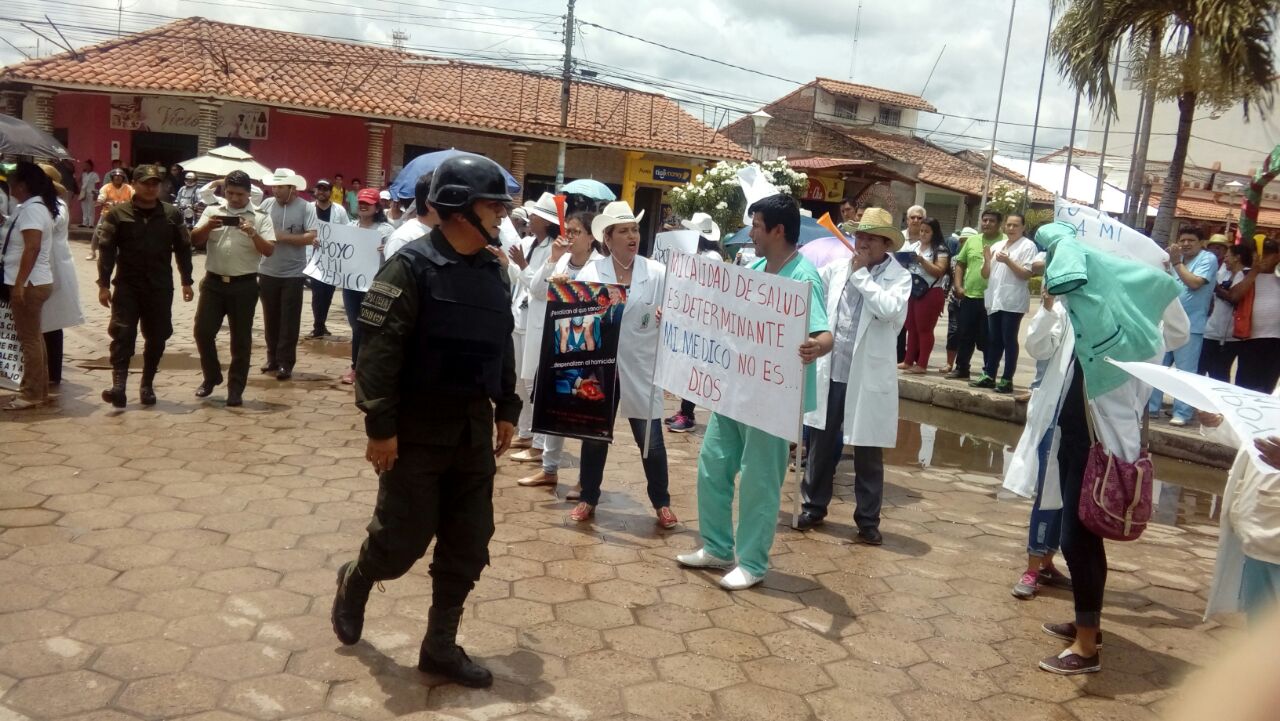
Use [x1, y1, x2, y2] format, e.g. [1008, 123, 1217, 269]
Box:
[331, 155, 520, 688]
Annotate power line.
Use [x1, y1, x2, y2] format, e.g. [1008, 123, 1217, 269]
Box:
[578, 19, 803, 86]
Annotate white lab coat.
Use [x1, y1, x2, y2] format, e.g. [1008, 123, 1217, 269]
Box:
[577, 255, 666, 420]
[804, 257, 911, 448]
[41, 199, 85, 333]
[1204, 383, 1280, 619]
[1002, 301, 1069, 507]
[512, 238, 553, 382]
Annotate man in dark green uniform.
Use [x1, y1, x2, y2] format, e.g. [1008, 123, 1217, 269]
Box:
[96, 164, 194, 408]
[331, 155, 520, 688]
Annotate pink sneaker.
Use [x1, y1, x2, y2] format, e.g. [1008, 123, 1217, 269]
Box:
[1011, 570, 1039, 599]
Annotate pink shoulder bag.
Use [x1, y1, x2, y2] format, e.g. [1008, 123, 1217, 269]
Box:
[1078, 405, 1153, 542]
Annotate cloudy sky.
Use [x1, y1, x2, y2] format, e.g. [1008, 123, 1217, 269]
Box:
[0, 0, 1224, 161]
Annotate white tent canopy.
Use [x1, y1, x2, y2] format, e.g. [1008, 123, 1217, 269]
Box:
[993, 155, 1155, 218]
[179, 144, 271, 179]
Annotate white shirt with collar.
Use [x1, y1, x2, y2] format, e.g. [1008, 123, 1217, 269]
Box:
[985, 235, 1040, 314]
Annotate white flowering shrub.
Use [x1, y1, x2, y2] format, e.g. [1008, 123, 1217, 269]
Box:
[669, 158, 808, 235]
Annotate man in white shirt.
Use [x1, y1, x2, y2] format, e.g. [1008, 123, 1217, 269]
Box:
[306, 179, 349, 339]
[257, 168, 319, 380]
[79, 160, 100, 227]
[795, 208, 911, 544]
[971, 213, 1041, 393]
[383, 173, 438, 259]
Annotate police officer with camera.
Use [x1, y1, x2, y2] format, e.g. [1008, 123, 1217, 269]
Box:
[330, 155, 520, 688]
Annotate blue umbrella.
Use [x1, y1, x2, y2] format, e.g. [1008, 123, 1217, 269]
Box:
[560, 178, 616, 201]
[389, 149, 520, 200]
[724, 215, 831, 246]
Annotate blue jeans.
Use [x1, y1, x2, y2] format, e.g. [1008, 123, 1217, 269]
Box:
[984, 310, 1024, 381]
[1026, 427, 1062, 556]
[1241, 555, 1280, 623]
[1148, 333, 1204, 422]
[342, 289, 365, 367]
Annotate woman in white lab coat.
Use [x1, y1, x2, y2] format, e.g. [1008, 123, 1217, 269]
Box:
[36, 164, 85, 385]
[516, 210, 605, 498]
[571, 201, 675, 529]
[509, 192, 560, 461]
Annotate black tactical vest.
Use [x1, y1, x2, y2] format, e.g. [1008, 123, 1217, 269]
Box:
[399, 238, 513, 404]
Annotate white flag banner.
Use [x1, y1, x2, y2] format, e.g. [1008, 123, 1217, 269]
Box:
[1053, 197, 1169, 269]
[737, 166, 780, 226]
[304, 222, 383, 292]
[0, 301, 23, 387]
[1108, 360, 1280, 471]
[656, 250, 810, 442]
[651, 230, 698, 266]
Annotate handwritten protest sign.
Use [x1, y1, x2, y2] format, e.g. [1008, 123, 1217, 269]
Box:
[1109, 360, 1280, 471]
[656, 250, 809, 442]
[304, 223, 382, 292]
[0, 301, 23, 387]
[651, 230, 698, 266]
[1054, 197, 1168, 269]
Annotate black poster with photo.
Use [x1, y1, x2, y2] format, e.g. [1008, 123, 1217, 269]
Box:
[531, 280, 628, 442]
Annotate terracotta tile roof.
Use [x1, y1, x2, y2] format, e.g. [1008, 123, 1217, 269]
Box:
[836, 128, 1055, 202]
[814, 77, 937, 113]
[1, 18, 748, 161]
[1151, 193, 1280, 228]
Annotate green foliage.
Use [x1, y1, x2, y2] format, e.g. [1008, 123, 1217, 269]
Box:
[669, 158, 808, 235]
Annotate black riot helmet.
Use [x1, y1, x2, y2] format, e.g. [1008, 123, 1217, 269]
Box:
[428, 155, 513, 245]
[428, 155, 512, 209]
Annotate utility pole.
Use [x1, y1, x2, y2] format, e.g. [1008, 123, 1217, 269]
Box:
[1125, 26, 1161, 227]
[978, 0, 1017, 217]
[1062, 91, 1081, 196]
[1022, 2, 1054, 207]
[1093, 45, 1121, 209]
[555, 0, 576, 190]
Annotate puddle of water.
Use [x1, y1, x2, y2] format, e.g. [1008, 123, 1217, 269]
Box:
[78, 353, 205, 371]
[887, 400, 1228, 528]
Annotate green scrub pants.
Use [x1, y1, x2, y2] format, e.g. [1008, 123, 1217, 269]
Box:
[696, 412, 791, 577]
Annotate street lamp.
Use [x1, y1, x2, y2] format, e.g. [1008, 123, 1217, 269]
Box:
[750, 110, 772, 161]
[1224, 179, 1245, 238]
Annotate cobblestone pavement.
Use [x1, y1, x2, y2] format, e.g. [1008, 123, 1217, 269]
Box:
[0, 252, 1238, 721]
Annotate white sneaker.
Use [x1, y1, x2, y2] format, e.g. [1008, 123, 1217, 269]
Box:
[1169, 417, 1188, 427]
[719, 566, 764, 591]
[675, 548, 734, 569]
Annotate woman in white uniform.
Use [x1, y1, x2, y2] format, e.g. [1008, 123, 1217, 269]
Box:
[517, 210, 605, 498]
[571, 201, 676, 529]
[36, 164, 85, 385]
[509, 192, 561, 461]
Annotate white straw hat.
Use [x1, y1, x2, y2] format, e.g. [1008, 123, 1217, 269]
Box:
[680, 212, 721, 242]
[591, 201, 645, 241]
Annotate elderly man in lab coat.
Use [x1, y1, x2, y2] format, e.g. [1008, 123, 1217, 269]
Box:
[796, 207, 912, 545]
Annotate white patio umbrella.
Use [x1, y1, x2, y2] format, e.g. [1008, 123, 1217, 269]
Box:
[178, 144, 271, 178]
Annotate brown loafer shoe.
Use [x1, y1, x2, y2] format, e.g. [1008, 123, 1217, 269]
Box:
[517, 471, 557, 487]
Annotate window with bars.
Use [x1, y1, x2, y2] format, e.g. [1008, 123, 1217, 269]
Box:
[834, 98, 859, 120]
[878, 107, 902, 127]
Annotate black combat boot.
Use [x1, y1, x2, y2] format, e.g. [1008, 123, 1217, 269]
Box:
[418, 606, 493, 688]
[101, 369, 127, 408]
[139, 365, 158, 406]
[331, 561, 373, 645]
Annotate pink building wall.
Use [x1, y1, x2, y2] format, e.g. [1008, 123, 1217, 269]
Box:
[50, 92, 393, 192]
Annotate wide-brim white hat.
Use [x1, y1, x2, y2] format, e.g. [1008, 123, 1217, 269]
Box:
[528, 192, 561, 225]
[262, 167, 306, 188]
[592, 201, 645, 241]
[680, 212, 721, 242]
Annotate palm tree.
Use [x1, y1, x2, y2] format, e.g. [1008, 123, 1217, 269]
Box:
[1050, 0, 1278, 244]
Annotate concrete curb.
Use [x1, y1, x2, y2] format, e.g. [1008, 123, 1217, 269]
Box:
[898, 375, 1236, 470]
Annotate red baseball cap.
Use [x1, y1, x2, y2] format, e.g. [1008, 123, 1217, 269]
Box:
[357, 188, 380, 206]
